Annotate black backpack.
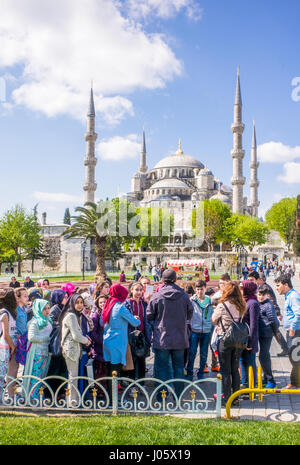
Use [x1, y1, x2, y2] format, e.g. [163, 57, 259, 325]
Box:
[221, 303, 249, 350]
[129, 330, 150, 359]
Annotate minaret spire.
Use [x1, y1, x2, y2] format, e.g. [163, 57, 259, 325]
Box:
[83, 84, 98, 203]
[176, 138, 184, 155]
[231, 67, 245, 213]
[249, 120, 260, 217]
[139, 127, 147, 173]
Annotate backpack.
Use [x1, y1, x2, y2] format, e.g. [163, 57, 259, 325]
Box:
[129, 330, 150, 359]
[220, 303, 249, 350]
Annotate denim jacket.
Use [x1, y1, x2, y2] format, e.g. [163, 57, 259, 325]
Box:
[190, 295, 213, 333]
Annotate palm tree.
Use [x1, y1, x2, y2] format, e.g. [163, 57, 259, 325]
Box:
[62, 202, 107, 278]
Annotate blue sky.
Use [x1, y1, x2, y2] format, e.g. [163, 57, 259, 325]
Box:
[0, 0, 299, 224]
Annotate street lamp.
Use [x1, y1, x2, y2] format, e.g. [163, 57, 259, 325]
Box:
[82, 241, 87, 281]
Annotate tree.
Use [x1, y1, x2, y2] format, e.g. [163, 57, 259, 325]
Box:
[223, 214, 269, 251]
[192, 199, 232, 251]
[63, 208, 71, 225]
[293, 195, 300, 256]
[0, 205, 42, 276]
[265, 197, 297, 249]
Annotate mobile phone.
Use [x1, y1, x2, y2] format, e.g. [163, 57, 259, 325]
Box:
[145, 285, 154, 295]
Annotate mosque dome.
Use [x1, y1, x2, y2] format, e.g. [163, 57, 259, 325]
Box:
[154, 139, 204, 170]
[150, 178, 191, 190]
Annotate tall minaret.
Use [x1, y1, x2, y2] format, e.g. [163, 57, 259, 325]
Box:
[249, 121, 259, 217]
[83, 84, 98, 204]
[139, 128, 147, 173]
[231, 67, 246, 214]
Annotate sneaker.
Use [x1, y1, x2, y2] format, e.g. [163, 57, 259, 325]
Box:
[211, 366, 220, 372]
[265, 382, 276, 389]
[204, 365, 209, 373]
[277, 351, 289, 357]
[284, 384, 297, 389]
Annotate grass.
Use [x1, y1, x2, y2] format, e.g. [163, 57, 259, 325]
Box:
[0, 412, 300, 445]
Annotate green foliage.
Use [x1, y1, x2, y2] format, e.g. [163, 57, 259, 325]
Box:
[293, 195, 300, 256]
[63, 208, 71, 225]
[224, 214, 269, 251]
[192, 199, 232, 250]
[265, 197, 297, 247]
[0, 205, 42, 275]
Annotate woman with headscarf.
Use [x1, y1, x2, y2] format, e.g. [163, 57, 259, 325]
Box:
[102, 284, 140, 400]
[22, 299, 53, 402]
[239, 280, 260, 389]
[37, 278, 51, 304]
[44, 290, 68, 398]
[59, 294, 91, 404]
[77, 292, 94, 396]
[61, 282, 76, 298]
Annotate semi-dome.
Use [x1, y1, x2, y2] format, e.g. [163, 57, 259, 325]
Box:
[199, 166, 213, 176]
[150, 178, 191, 190]
[210, 191, 231, 204]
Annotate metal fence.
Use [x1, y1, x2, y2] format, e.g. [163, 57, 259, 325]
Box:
[0, 372, 222, 417]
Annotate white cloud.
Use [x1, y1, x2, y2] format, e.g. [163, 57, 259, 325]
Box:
[32, 192, 84, 203]
[0, 0, 183, 124]
[258, 141, 300, 163]
[278, 162, 300, 184]
[125, 0, 203, 20]
[97, 134, 141, 161]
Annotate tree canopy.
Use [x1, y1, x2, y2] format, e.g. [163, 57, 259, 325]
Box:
[265, 197, 297, 248]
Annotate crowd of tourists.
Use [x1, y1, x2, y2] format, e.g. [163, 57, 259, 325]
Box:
[0, 268, 299, 407]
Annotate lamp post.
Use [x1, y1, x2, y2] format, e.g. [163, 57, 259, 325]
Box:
[82, 241, 87, 281]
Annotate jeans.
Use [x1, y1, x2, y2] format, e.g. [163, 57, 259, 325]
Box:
[186, 331, 211, 379]
[154, 349, 185, 399]
[286, 329, 300, 387]
[259, 336, 275, 383]
[218, 338, 242, 401]
[240, 349, 257, 387]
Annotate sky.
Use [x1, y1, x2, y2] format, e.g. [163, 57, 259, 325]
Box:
[0, 0, 300, 224]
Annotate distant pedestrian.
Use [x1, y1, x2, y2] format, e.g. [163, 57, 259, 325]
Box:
[9, 277, 20, 289]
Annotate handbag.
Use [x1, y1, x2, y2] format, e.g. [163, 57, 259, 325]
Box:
[220, 303, 249, 350]
[122, 343, 134, 371]
[48, 325, 62, 357]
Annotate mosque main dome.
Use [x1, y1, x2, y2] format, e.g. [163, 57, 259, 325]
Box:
[153, 139, 204, 170]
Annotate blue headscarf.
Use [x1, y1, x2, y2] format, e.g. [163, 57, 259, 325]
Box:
[51, 289, 67, 308]
[32, 299, 52, 329]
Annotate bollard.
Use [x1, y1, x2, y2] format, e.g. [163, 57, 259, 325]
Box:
[112, 371, 118, 416]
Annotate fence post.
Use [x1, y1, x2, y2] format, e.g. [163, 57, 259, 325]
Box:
[216, 374, 222, 417]
[112, 371, 118, 416]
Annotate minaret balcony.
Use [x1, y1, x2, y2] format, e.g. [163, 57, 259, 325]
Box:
[249, 180, 260, 188]
[83, 183, 97, 192]
[231, 122, 245, 133]
[250, 161, 259, 169]
[231, 176, 246, 186]
[84, 157, 97, 166]
[84, 132, 98, 142]
[231, 149, 245, 159]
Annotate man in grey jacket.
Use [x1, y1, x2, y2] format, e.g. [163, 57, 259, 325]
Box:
[147, 268, 193, 398]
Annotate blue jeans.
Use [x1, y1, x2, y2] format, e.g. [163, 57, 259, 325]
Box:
[186, 331, 211, 379]
[259, 336, 275, 383]
[154, 349, 185, 399]
[240, 350, 257, 387]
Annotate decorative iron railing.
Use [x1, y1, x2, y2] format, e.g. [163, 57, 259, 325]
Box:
[0, 372, 222, 417]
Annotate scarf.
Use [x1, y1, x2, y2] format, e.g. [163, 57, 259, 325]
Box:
[51, 289, 67, 308]
[242, 280, 258, 302]
[129, 298, 144, 332]
[32, 299, 52, 329]
[61, 282, 75, 297]
[102, 283, 128, 326]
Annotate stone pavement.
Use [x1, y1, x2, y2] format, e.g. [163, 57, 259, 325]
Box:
[146, 273, 300, 422]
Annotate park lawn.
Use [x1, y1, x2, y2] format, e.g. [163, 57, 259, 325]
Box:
[0, 412, 299, 445]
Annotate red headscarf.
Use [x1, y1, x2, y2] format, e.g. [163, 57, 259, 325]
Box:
[102, 283, 128, 326]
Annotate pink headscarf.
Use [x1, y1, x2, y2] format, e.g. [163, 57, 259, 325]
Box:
[61, 282, 75, 297]
[102, 283, 128, 326]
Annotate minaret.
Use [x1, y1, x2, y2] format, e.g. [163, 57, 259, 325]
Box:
[83, 84, 98, 203]
[230, 67, 246, 213]
[249, 121, 260, 217]
[139, 128, 147, 173]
